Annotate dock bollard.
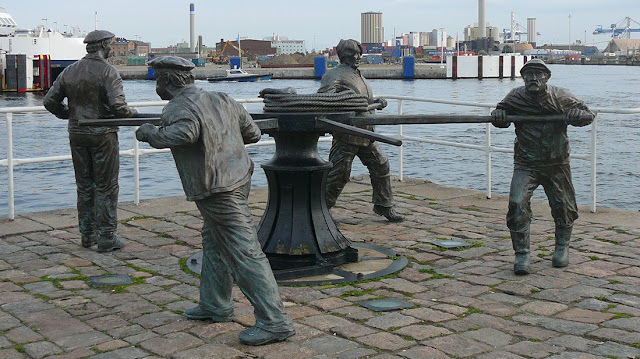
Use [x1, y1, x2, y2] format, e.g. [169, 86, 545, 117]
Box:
[402, 56, 415, 79]
[314, 57, 326, 79]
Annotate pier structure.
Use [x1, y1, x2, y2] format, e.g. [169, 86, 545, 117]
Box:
[2, 180, 640, 358]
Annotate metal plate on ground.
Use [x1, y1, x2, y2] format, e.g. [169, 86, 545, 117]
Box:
[88, 274, 133, 287]
[185, 242, 408, 286]
[430, 239, 473, 249]
[357, 298, 415, 312]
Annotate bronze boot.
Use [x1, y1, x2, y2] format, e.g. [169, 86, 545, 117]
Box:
[552, 226, 572, 268]
[511, 230, 530, 275]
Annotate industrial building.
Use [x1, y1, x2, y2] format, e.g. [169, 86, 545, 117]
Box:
[361, 12, 384, 46]
[430, 28, 447, 48]
[263, 34, 306, 55]
[215, 39, 276, 60]
[463, 24, 500, 43]
[111, 38, 150, 57]
[603, 39, 640, 55]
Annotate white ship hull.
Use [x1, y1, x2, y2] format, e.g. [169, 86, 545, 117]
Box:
[0, 7, 86, 91]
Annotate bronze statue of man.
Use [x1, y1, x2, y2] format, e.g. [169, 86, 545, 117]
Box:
[491, 59, 595, 275]
[318, 39, 404, 222]
[44, 30, 138, 253]
[135, 56, 295, 346]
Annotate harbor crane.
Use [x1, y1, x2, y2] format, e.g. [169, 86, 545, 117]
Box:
[593, 17, 640, 38]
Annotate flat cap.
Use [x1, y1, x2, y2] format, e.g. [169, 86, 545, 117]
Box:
[148, 56, 195, 71]
[520, 58, 551, 76]
[84, 30, 115, 44]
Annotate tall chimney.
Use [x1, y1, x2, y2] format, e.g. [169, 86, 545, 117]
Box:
[478, 0, 486, 38]
[190, 3, 195, 53]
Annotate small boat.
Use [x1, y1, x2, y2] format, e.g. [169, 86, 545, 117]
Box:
[207, 68, 273, 82]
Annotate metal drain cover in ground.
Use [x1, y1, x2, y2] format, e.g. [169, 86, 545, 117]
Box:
[430, 239, 473, 249]
[88, 274, 133, 287]
[185, 242, 408, 285]
[358, 298, 415, 312]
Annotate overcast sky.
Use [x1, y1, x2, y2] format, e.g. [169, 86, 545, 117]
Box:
[5, 1, 640, 50]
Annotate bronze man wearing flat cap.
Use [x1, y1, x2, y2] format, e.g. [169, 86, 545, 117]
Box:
[135, 56, 295, 346]
[44, 29, 138, 253]
[318, 39, 404, 222]
[491, 59, 595, 275]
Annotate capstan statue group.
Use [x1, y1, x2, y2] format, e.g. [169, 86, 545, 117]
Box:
[44, 30, 594, 346]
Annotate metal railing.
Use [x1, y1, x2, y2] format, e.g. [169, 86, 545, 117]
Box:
[2, 97, 640, 220]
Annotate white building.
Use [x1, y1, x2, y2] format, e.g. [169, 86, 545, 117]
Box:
[263, 34, 306, 55]
[431, 28, 447, 48]
[463, 23, 500, 42]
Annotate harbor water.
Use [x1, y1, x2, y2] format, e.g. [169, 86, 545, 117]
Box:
[1, 64, 639, 218]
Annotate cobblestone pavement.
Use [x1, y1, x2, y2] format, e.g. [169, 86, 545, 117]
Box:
[1, 177, 640, 359]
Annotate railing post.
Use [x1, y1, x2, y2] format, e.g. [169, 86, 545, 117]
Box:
[7, 113, 15, 220]
[485, 107, 492, 199]
[397, 99, 404, 181]
[590, 117, 598, 213]
[133, 125, 141, 205]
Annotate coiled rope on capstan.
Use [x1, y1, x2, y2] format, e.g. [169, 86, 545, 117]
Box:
[259, 88, 372, 113]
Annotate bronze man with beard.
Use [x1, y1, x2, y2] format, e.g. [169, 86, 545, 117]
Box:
[44, 30, 138, 253]
[491, 59, 594, 275]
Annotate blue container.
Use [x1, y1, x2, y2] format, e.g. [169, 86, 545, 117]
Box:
[314, 57, 327, 78]
[402, 56, 415, 79]
[229, 57, 241, 69]
[314, 57, 327, 79]
[147, 68, 155, 80]
[192, 58, 206, 67]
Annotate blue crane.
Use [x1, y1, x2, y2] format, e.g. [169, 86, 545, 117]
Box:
[593, 17, 640, 38]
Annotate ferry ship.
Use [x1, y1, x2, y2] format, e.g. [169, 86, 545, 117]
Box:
[0, 7, 86, 92]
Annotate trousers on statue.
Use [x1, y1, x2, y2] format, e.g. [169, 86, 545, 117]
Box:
[195, 181, 294, 334]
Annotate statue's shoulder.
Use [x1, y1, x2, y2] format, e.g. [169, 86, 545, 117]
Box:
[549, 85, 574, 97]
[205, 90, 234, 104]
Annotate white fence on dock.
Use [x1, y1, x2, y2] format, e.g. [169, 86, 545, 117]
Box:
[2, 97, 640, 220]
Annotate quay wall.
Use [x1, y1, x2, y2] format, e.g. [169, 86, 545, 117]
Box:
[115, 64, 448, 80]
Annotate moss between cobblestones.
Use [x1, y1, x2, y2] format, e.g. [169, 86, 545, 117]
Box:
[120, 215, 152, 224]
[607, 226, 629, 234]
[112, 276, 146, 294]
[34, 293, 51, 301]
[461, 308, 483, 317]
[595, 237, 620, 245]
[418, 268, 454, 280]
[609, 312, 634, 319]
[34, 274, 88, 289]
[178, 257, 200, 279]
[125, 263, 158, 275]
[340, 289, 375, 298]
[14, 344, 25, 353]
